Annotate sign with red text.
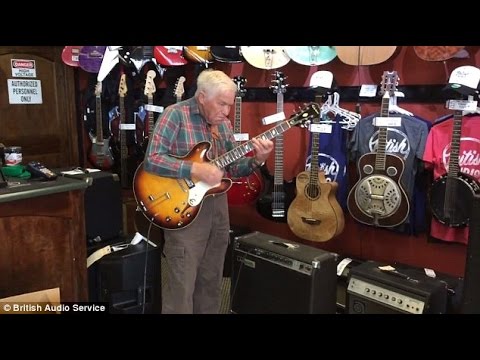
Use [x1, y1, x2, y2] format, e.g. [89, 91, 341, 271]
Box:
[11, 59, 36, 78]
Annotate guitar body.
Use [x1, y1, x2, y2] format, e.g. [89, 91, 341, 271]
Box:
[62, 46, 82, 67]
[154, 46, 188, 66]
[414, 46, 465, 61]
[335, 46, 397, 65]
[88, 134, 115, 170]
[79, 46, 106, 73]
[287, 171, 344, 242]
[240, 46, 290, 69]
[211, 46, 243, 63]
[429, 174, 480, 227]
[256, 165, 296, 223]
[283, 46, 337, 66]
[133, 142, 232, 230]
[347, 153, 410, 227]
[227, 170, 264, 206]
[183, 46, 213, 64]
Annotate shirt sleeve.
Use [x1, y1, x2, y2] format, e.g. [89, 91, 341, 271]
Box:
[143, 106, 193, 178]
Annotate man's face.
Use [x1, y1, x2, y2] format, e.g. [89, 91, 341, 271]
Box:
[199, 88, 235, 125]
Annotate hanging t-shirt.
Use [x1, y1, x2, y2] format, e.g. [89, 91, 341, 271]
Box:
[423, 114, 480, 244]
[305, 114, 349, 209]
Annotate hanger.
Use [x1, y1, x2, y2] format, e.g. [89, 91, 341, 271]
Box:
[320, 92, 361, 130]
[462, 94, 480, 116]
[388, 91, 413, 116]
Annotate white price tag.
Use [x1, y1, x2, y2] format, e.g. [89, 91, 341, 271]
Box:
[120, 123, 136, 130]
[144, 104, 164, 113]
[359, 84, 378, 97]
[234, 133, 249, 141]
[373, 116, 402, 127]
[262, 111, 285, 125]
[309, 123, 332, 133]
[446, 99, 478, 111]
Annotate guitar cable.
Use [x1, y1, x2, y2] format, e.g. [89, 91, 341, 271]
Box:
[140, 217, 154, 314]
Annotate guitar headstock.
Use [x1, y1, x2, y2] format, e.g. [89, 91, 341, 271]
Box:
[174, 76, 186, 99]
[233, 76, 247, 97]
[270, 71, 288, 94]
[94, 81, 102, 97]
[288, 102, 320, 127]
[144, 70, 157, 98]
[118, 74, 127, 97]
[379, 70, 399, 97]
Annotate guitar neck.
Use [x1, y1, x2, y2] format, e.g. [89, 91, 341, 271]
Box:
[310, 95, 322, 183]
[375, 96, 390, 171]
[448, 110, 463, 178]
[274, 92, 284, 185]
[212, 116, 295, 169]
[233, 95, 242, 145]
[95, 95, 103, 142]
[147, 95, 154, 137]
[119, 94, 128, 184]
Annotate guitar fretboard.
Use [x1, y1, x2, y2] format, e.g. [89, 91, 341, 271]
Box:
[95, 93, 104, 144]
[448, 110, 463, 178]
[233, 95, 242, 145]
[375, 96, 390, 171]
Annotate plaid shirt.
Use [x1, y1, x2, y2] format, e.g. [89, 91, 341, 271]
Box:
[144, 96, 255, 178]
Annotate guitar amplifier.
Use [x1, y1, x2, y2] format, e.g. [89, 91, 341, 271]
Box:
[57, 169, 123, 243]
[231, 231, 337, 314]
[347, 261, 448, 314]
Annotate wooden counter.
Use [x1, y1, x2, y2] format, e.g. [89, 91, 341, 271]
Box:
[0, 176, 89, 301]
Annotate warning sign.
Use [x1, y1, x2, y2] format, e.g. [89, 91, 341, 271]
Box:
[11, 59, 37, 78]
[7, 79, 43, 104]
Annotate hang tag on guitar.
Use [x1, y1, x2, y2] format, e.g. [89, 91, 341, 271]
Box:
[119, 123, 135, 130]
[234, 133, 249, 141]
[359, 84, 377, 97]
[373, 117, 402, 127]
[446, 99, 477, 111]
[309, 123, 332, 133]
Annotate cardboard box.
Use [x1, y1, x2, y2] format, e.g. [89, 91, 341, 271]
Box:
[0, 287, 61, 314]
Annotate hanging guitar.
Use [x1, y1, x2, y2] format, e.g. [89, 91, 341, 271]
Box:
[133, 103, 319, 230]
[61, 46, 82, 67]
[256, 71, 296, 222]
[413, 46, 466, 61]
[429, 107, 480, 227]
[227, 76, 265, 206]
[287, 95, 345, 242]
[240, 47, 290, 69]
[78, 46, 107, 73]
[174, 76, 186, 103]
[183, 46, 213, 65]
[283, 46, 337, 66]
[88, 81, 114, 170]
[138, 70, 157, 154]
[335, 46, 397, 66]
[347, 71, 410, 227]
[154, 46, 188, 66]
[211, 46, 244, 63]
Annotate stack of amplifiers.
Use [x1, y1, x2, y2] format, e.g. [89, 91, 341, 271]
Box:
[231, 231, 337, 314]
[347, 261, 448, 314]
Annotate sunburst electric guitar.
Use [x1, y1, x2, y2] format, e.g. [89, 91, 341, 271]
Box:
[347, 71, 410, 227]
[133, 103, 319, 230]
[227, 76, 264, 206]
[287, 97, 345, 242]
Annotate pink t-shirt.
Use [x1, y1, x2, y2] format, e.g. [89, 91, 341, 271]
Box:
[423, 114, 480, 244]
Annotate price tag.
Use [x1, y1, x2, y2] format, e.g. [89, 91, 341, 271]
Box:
[144, 104, 164, 113]
[359, 84, 378, 97]
[234, 133, 249, 141]
[309, 123, 332, 133]
[119, 123, 136, 130]
[446, 99, 478, 111]
[373, 117, 402, 127]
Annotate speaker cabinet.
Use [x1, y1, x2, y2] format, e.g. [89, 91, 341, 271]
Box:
[462, 193, 480, 313]
[93, 241, 162, 314]
[347, 261, 448, 314]
[231, 231, 337, 314]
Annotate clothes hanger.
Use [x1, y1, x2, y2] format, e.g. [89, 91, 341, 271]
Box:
[388, 92, 413, 116]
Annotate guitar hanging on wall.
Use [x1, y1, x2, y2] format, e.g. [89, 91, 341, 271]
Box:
[413, 46, 466, 62]
[88, 81, 114, 170]
[140, 70, 157, 153]
[347, 71, 410, 228]
[240, 47, 291, 69]
[283, 46, 337, 66]
[256, 71, 296, 222]
[79, 46, 107, 73]
[335, 46, 397, 66]
[287, 95, 345, 242]
[227, 76, 265, 206]
[133, 103, 319, 230]
[62, 46, 82, 67]
[210, 46, 244, 63]
[429, 106, 480, 227]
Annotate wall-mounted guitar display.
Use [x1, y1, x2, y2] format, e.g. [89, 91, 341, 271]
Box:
[413, 46, 466, 62]
[154, 46, 188, 66]
[79, 46, 107, 73]
[429, 107, 480, 227]
[62, 46, 82, 67]
[347, 71, 410, 227]
[211, 46, 243, 63]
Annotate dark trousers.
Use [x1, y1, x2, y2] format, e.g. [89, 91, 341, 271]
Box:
[162, 194, 230, 314]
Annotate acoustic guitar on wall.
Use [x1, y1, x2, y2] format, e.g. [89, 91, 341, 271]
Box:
[240, 46, 290, 70]
[413, 46, 466, 61]
[335, 46, 397, 66]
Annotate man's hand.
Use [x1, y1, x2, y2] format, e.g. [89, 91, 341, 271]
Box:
[251, 137, 274, 164]
[191, 162, 224, 186]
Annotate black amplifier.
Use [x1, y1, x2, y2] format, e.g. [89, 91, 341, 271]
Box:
[347, 261, 448, 314]
[231, 231, 337, 314]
